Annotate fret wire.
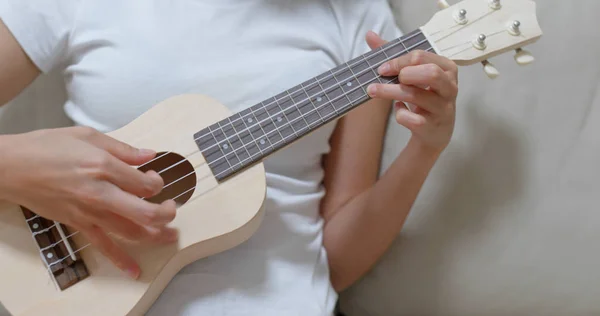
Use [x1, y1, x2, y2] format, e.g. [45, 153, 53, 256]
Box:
[310, 76, 329, 125]
[195, 29, 424, 146]
[329, 69, 355, 116]
[301, 81, 337, 122]
[400, 37, 409, 53]
[346, 62, 365, 95]
[263, 100, 289, 143]
[337, 76, 379, 114]
[213, 39, 427, 177]
[361, 54, 384, 84]
[285, 89, 312, 134]
[211, 125, 235, 169]
[240, 111, 265, 155]
[208, 36, 429, 177]
[274, 93, 299, 138]
[249, 106, 274, 149]
[227, 116, 252, 167]
[219, 122, 243, 168]
[214, 76, 381, 179]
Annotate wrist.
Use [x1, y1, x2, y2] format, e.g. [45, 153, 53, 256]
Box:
[0, 135, 17, 200]
[406, 137, 444, 163]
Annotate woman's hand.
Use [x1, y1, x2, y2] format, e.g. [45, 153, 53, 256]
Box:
[365, 31, 458, 155]
[0, 126, 178, 279]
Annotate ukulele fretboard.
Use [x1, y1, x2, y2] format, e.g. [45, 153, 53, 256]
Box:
[195, 29, 433, 181]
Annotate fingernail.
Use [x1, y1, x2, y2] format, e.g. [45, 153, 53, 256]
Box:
[367, 84, 377, 97]
[378, 63, 390, 74]
[126, 268, 140, 279]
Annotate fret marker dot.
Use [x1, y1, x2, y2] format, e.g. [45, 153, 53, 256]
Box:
[223, 144, 229, 150]
[276, 117, 282, 122]
[32, 223, 39, 229]
[260, 139, 266, 145]
[46, 252, 54, 259]
[347, 81, 353, 87]
[248, 118, 253, 123]
[317, 97, 322, 102]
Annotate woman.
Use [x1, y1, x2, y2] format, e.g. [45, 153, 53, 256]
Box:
[0, 0, 458, 315]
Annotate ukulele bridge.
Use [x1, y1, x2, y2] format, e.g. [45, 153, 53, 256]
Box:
[21, 207, 90, 291]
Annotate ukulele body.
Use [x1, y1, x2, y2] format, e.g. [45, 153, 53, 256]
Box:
[0, 94, 267, 316]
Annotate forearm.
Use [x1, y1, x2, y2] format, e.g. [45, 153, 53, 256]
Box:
[323, 138, 440, 291]
[0, 135, 11, 199]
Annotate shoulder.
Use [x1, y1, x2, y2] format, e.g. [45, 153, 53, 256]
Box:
[0, 0, 85, 72]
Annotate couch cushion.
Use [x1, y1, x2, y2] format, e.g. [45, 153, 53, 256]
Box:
[339, 1, 600, 315]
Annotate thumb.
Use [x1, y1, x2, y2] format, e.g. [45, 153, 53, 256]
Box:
[366, 31, 388, 50]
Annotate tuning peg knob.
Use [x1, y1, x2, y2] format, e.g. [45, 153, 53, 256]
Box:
[489, 0, 501, 10]
[514, 48, 535, 65]
[437, 0, 450, 9]
[482, 60, 499, 79]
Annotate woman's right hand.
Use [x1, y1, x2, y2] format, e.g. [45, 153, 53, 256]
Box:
[0, 126, 178, 279]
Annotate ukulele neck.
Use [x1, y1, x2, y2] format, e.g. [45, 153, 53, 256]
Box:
[194, 28, 434, 182]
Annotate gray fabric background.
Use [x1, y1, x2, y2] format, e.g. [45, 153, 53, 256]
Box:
[340, 0, 600, 315]
[2, 0, 598, 315]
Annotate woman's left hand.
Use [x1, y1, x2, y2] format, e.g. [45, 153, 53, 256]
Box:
[365, 32, 458, 155]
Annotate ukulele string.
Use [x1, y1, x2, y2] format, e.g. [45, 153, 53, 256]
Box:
[211, 46, 434, 179]
[41, 66, 413, 272]
[193, 33, 428, 158]
[44, 170, 218, 268]
[69, 32, 431, 192]
[37, 33, 434, 268]
[22, 38, 424, 226]
[140, 160, 207, 200]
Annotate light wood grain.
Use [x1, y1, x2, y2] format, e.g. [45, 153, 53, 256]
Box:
[421, 0, 542, 65]
[0, 94, 267, 316]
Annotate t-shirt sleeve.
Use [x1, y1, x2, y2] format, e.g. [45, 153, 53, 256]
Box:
[0, 0, 81, 73]
[330, 0, 403, 61]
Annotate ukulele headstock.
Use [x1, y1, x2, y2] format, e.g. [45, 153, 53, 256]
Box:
[421, 0, 542, 78]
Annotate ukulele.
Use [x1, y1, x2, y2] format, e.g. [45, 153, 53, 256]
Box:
[0, 0, 542, 315]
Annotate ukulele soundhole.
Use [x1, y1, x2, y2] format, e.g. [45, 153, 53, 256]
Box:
[138, 152, 197, 206]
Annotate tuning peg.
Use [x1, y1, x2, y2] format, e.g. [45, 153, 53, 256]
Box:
[489, 0, 501, 10]
[514, 48, 535, 65]
[482, 60, 499, 79]
[437, 0, 450, 9]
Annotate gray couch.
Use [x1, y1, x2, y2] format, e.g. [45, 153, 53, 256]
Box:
[2, 0, 599, 315]
[339, 0, 600, 315]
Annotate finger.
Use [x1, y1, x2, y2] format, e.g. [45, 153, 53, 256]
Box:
[102, 155, 164, 198]
[366, 31, 388, 49]
[91, 210, 178, 244]
[394, 101, 427, 132]
[100, 185, 177, 227]
[367, 83, 446, 115]
[74, 127, 157, 166]
[377, 50, 457, 77]
[81, 225, 140, 279]
[398, 64, 458, 99]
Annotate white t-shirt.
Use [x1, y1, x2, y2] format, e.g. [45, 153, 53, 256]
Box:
[0, 1, 401, 315]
